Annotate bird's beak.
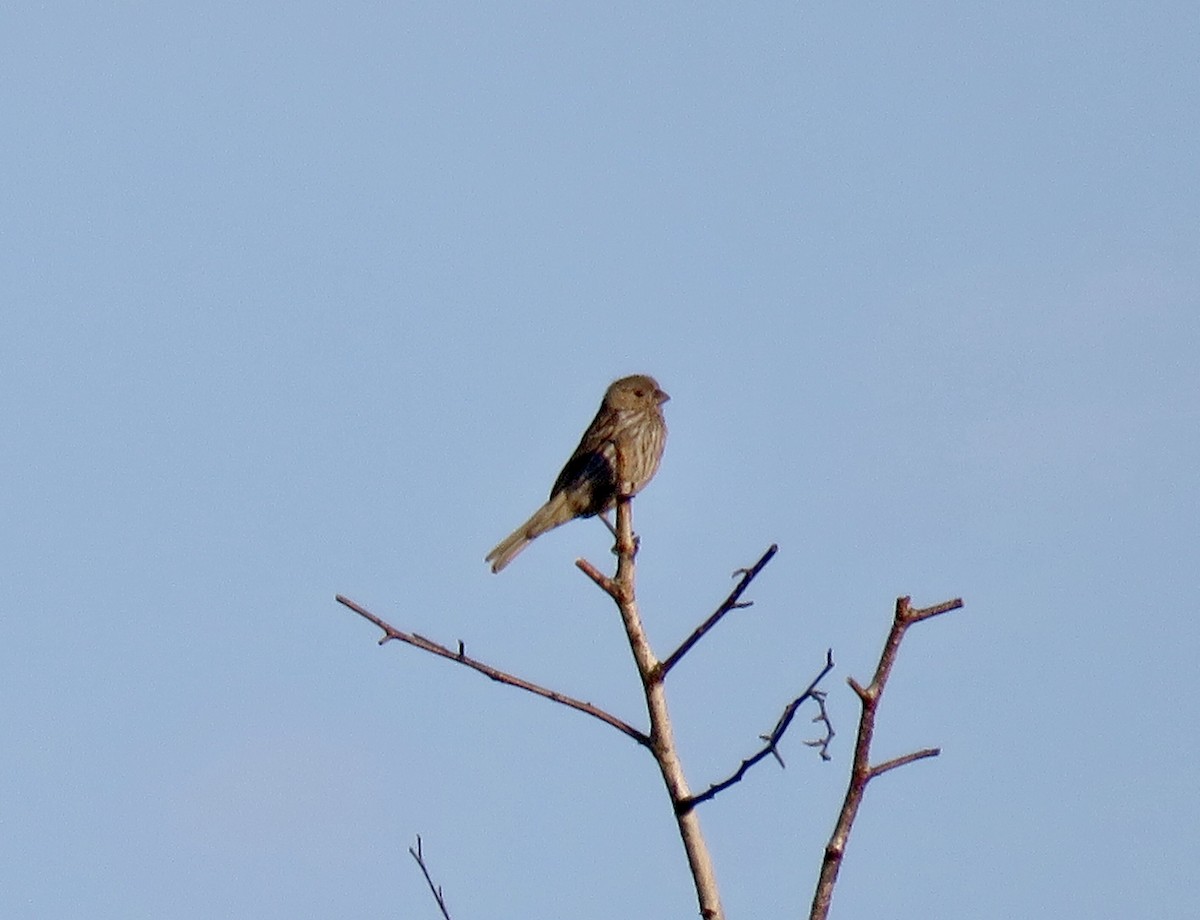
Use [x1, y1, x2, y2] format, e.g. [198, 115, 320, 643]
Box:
[657, 389, 670, 404]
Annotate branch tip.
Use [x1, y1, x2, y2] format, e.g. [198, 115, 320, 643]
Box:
[847, 676, 869, 701]
[912, 597, 964, 620]
[869, 747, 941, 779]
[408, 834, 452, 920]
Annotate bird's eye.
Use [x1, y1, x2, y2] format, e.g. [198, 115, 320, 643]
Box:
[634, 389, 644, 397]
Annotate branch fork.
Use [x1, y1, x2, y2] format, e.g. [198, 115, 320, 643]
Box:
[809, 594, 964, 920]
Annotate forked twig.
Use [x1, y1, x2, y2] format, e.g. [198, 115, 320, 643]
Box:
[809, 595, 964, 920]
[684, 648, 835, 808]
[803, 685, 836, 762]
[409, 835, 452, 920]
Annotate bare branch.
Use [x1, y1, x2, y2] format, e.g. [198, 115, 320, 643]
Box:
[683, 648, 835, 808]
[334, 594, 649, 747]
[912, 597, 964, 621]
[408, 835, 452, 920]
[659, 544, 779, 677]
[846, 676, 869, 703]
[809, 595, 965, 920]
[870, 747, 940, 780]
[578, 495, 726, 920]
[574, 557, 620, 599]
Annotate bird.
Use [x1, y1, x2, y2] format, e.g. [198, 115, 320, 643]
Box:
[486, 374, 669, 573]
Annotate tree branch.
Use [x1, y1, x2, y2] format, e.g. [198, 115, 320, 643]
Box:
[809, 595, 964, 920]
[870, 747, 940, 779]
[408, 835, 452, 920]
[577, 495, 726, 920]
[334, 594, 649, 747]
[659, 544, 779, 678]
[683, 648, 835, 809]
[575, 557, 619, 599]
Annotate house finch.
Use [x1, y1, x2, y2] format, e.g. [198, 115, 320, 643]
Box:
[486, 374, 670, 573]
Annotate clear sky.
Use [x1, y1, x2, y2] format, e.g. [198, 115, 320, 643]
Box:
[3, 3, 1198, 919]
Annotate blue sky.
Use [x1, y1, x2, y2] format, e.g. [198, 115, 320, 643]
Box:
[3, 3, 1198, 918]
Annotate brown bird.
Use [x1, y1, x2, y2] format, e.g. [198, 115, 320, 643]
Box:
[486, 374, 670, 573]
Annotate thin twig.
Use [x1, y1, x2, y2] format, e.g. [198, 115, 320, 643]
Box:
[659, 544, 779, 677]
[334, 594, 649, 747]
[809, 595, 964, 920]
[804, 685, 836, 762]
[683, 648, 835, 808]
[408, 835, 452, 920]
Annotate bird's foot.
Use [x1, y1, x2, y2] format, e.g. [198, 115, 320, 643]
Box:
[599, 511, 618, 538]
[609, 532, 640, 559]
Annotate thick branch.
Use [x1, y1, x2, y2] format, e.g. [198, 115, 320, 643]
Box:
[659, 544, 779, 677]
[577, 495, 725, 920]
[334, 594, 649, 747]
[809, 595, 964, 920]
[683, 648, 835, 808]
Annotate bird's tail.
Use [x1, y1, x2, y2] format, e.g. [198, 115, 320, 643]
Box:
[485, 493, 574, 573]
